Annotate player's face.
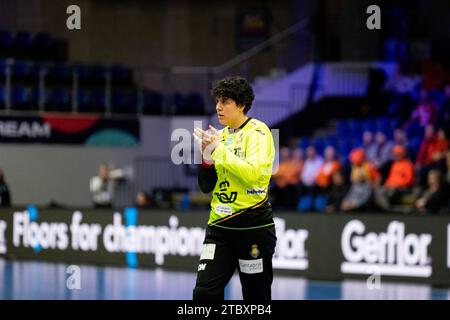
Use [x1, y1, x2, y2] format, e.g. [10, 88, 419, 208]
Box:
[215, 97, 244, 126]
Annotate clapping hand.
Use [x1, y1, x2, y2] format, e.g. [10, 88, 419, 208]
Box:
[193, 125, 220, 165]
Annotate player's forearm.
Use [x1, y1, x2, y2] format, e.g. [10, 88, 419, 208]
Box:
[211, 144, 261, 184]
[198, 166, 217, 193]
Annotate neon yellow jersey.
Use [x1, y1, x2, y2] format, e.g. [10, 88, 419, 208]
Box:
[208, 117, 275, 230]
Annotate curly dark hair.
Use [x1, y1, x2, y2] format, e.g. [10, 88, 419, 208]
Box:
[211, 76, 255, 114]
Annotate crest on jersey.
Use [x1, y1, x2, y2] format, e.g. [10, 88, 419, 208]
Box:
[250, 244, 260, 258]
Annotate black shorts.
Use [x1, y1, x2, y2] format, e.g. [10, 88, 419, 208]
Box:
[193, 225, 277, 301]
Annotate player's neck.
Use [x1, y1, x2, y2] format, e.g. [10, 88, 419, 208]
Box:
[228, 114, 248, 130]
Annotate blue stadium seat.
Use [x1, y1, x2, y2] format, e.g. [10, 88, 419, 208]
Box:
[376, 117, 390, 131]
[12, 86, 30, 108]
[91, 64, 107, 83]
[350, 136, 363, 149]
[47, 87, 70, 111]
[314, 195, 328, 212]
[340, 154, 350, 167]
[77, 88, 91, 111]
[362, 118, 377, 132]
[390, 118, 401, 131]
[376, 118, 392, 138]
[406, 123, 424, 139]
[348, 119, 363, 136]
[142, 90, 163, 114]
[337, 139, 351, 157]
[90, 89, 106, 113]
[324, 135, 338, 149]
[48, 63, 72, 83]
[75, 64, 92, 83]
[31, 87, 48, 107]
[12, 60, 32, 79]
[0, 86, 5, 106]
[112, 89, 134, 114]
[177, 194, 191, 211]
[297, 195, 313, 212]
[337, 119, 349, 135]
[31, 62, 49, 78]
[313, 137, 325, 154]
[410, 136, 423, 157]
[298, 137, 310, 150]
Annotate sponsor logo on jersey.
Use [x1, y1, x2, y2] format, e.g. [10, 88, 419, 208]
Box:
[225, 136, 234, 146]
[214, 204, 233, 215]
[247, 188, 266, 195]
[215, 180, 237, 203]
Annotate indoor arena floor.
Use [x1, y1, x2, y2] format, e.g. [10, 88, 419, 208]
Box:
[0, 258, 449, 300]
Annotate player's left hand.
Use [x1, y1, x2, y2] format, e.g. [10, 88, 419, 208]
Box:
[193, 125, 220, 164]
[205, 125, 220, 148]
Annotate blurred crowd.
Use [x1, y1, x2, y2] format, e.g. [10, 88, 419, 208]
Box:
[271, 64, 450, 214]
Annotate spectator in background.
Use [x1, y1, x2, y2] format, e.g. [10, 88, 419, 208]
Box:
[432, 128, 450, 169]
[0, 169, 11, 207]
[446, 150, 450, 185]
[271, 147, 289, 209]
[325, 170, 349, 213]
[416, 126, 449, 187]
[299, 146, 323, 196]
[89, 163, 125, 208]
[349, 148, 380, 186]
[375, 145, 415, 211]
[135, 191, 153, 209]
[316, 146, 341, 192]
[415, 170, 449, 214]
[393, 128, 410, 156]
[286, 148, 305, 208]
[291, 148, 304, 173]
[369, 131, 394, 183]
[271, 147, 293, 187]
[341, 170, 374, 212]
[362, 130, 377, 162]
[416, 124, 437, 168]
[271, 147, 303, 209]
